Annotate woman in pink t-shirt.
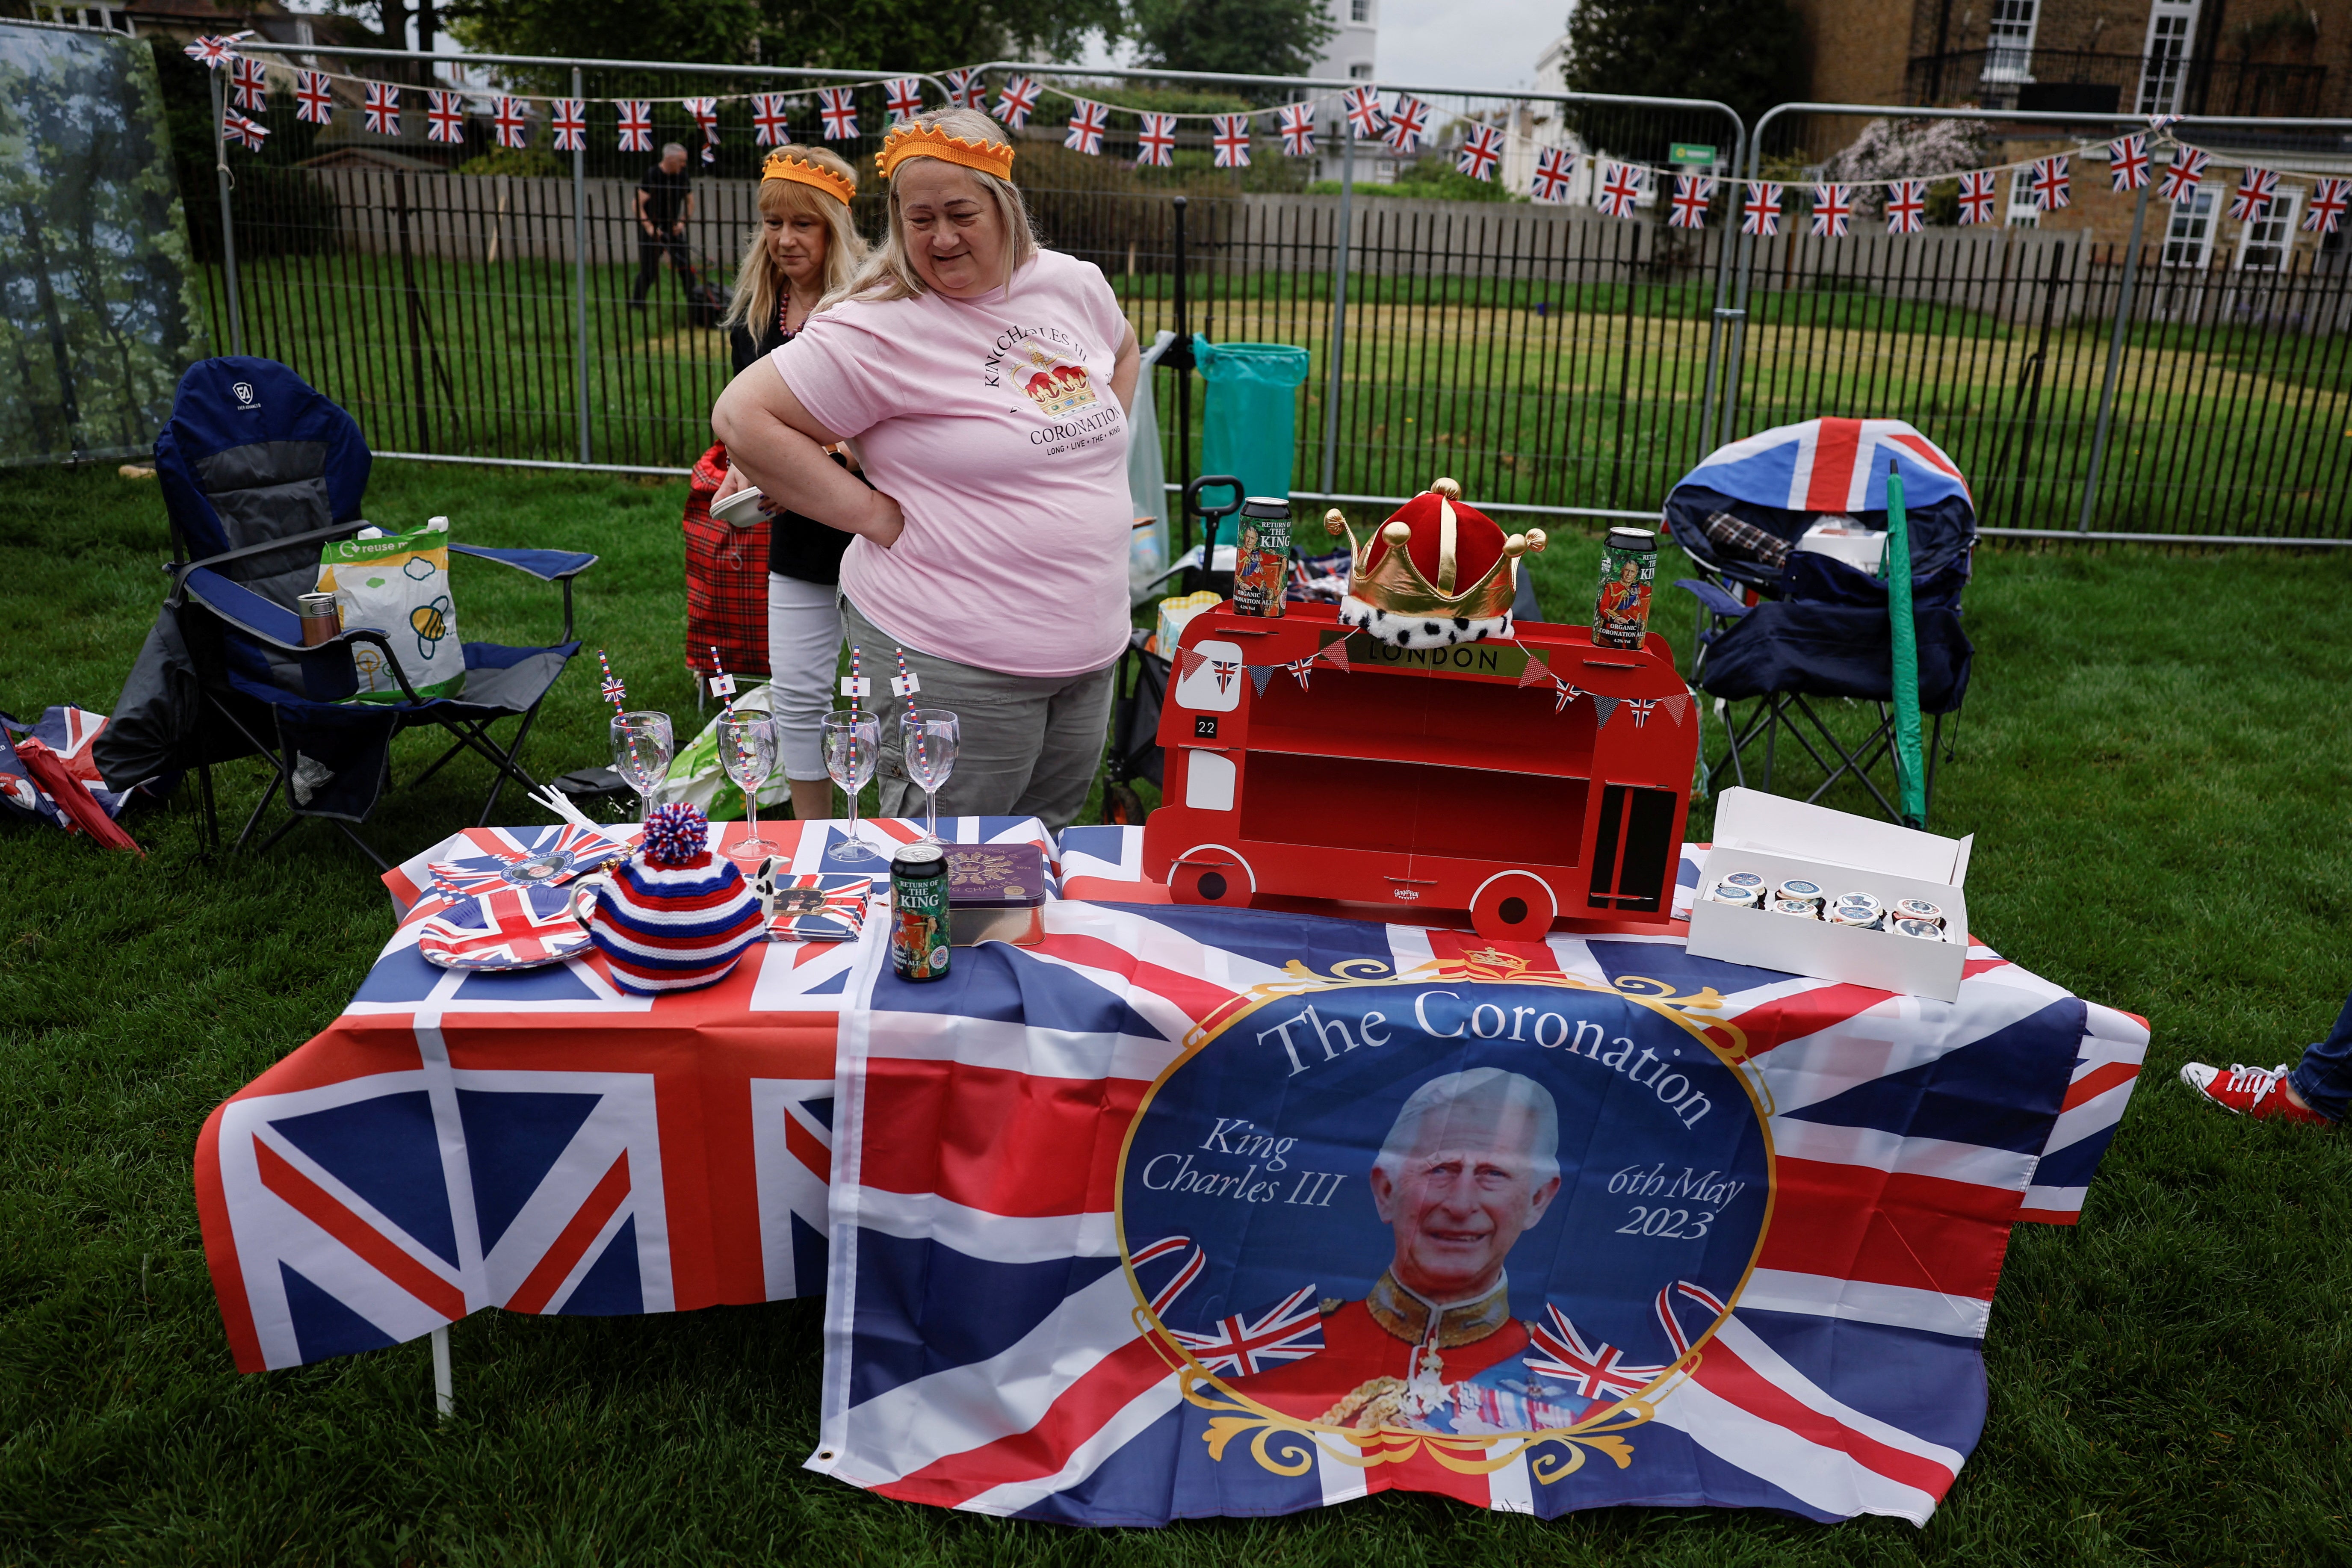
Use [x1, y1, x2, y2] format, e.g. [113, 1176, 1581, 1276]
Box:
[712, 108, 1139, 833]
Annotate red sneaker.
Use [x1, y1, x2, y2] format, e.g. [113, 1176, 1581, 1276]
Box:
[2179, 1061, 2332, 1125]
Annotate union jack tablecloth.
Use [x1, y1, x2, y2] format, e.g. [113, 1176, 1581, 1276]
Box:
[811, 832, 2147, 1527]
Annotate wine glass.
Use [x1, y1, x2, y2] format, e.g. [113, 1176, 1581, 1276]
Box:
[901, 708, 959, 845]
[718, 710, 780, 863]
[610, 710, 674, 831]
[821, 708, 881, 865]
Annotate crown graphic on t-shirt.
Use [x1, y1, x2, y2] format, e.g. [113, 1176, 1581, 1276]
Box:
[1023, 362, 1098, 418]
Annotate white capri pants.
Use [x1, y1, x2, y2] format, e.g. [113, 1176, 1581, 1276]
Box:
[766, 573, 843, 782]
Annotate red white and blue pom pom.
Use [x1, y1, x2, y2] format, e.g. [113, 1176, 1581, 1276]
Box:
[641, 802, 710, 867]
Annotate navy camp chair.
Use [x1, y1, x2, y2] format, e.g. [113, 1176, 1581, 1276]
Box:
[129, 357, 595, 868]
[1662, 418, 1975, 825]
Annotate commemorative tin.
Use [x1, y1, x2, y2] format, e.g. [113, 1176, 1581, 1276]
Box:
[1721, 871, 1767, 891]
[1891, 917, 1947, 941]
[1770, 898, 1820, 918]
[1774, 879, 1824, 906]
[298, 591, 342, 647]
[889, 842, 951, 981]
[1231, 497, 1293, 619]
[1708, 881, 1764, 908]
[1891, 898, 1944, 926]
[1592, 526, 1658, 650]
[946, 841, 1049, 948]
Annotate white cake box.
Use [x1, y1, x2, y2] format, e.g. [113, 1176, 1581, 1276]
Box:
[1685, 787, 1974, 1003]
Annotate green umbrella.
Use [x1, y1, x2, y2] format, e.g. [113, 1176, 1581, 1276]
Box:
[1884, 461, 1927, 828]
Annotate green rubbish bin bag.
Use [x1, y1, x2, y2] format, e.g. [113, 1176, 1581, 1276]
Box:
[1194, 335, 1312, 502]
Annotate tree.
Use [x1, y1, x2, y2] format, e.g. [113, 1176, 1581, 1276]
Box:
[1128, 0, 1336, 81]
[442, 0, 1121, 73]
[1560, 0, 1804, 141]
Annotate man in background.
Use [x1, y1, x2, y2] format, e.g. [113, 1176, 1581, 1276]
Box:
[631, 142, 694, 310]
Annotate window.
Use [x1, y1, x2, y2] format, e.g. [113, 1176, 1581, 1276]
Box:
[2006, 168, 2041, 228]
[1984, 0, 2039, 82]
[2138, 0, 2199, 116]
[1349, 0, 1371, 22]
[1348, 62, 1372, 79]
[2163, 189, 2215, 267]
[2237, 187, 2300, 270]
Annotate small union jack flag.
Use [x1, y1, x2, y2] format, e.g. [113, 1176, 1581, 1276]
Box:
[1064, 100, 1108, 155]
[885, 77, 923, 121]
[2109, 133, 2150, 192]
[750, 92, 791, 146]
[1625, 695, 1663, 727]
[428, 824, 630, 899]
[1525, 1303, 1667, 1401]
[2148, 112, 2184, 133]
[943, 67, 983, 110]
[2160, 145, 2209, 202]
[550, 98, 585, 151]
[1341, 85, 1386, 139]
[1668, 174, 1714, 228]
[425, 89, 465, 145]
[1956, 168, 1997, 224]
[2303, 177, 2349, 234]
[1383, 94, 1429, 155]
[686, 97, 718, 162]
[618, 100, 653, 153]
[415, 886, 593, 972]
[1211, 114, 1251, 168]
[1596, 161, 1644, 219]
[1811, 182, 1853, 237]
[1530, 146, 1575, 204]
[1742, 181, 1783, 235]
[1170, 1284, 1325, 1377]
[363, 82, 401, 137]
[1455, 123, 1504, 182]
[2231, 165, 2279, 221]
[1136, 113, 1177, 168]
[230, 56, 268, 112]
[2029, 154, 2070, 211]
[492, 96, 532, 150]
[1275, 102, 1315, 158]
[221, 108, 269, 151]
[183, 31, 249, 68]
[816, 86, 858, 140]
[766, 873, 874, 943]
[1885, 177, 1927, 234]
[293, 70, 334, 127]
[994, 75, 1040, 129]
[1210, 658, 1238, 694]
[600, 674, 628, 706]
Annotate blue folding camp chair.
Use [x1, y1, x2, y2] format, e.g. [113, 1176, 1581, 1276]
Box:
[1664, 417, 1975, 826]
[100, 357, 597, 868]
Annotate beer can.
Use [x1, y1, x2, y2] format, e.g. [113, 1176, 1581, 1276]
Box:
[1592, 526, 1658, 650]
[1709, 880, 1764, 907]
[1775, 879, 1824, 906]
[889, 842, 951, 982]
[1892, 898, 1944, 926]
[1770, 898, 1820, 919]
[1721, 871, 1767, 891]
[1231, 497, 1293, 619]
[298, 591, 342, 647]
[1891, 918, 1946, 941]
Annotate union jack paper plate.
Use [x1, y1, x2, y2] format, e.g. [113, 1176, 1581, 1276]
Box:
[416, 885, 594, 971]
[427, 823, 630, 899]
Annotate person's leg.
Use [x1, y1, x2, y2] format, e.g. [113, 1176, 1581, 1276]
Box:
[631, 235, 661, 304]
[1009, 660, 1118, 835]
[840, 599, 1054, 821]
[2286, 989, 2352, 1122]
[665, 236, 692, 298]
[767, 573, 841, 821]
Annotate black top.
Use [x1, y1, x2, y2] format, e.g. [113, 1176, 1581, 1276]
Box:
[730, 298, 858, 587]
[637, 164, 691, 230]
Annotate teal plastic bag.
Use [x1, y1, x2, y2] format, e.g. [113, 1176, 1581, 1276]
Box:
[1194, 336, 1311, 502]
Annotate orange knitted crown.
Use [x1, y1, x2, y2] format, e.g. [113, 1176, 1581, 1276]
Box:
[878, 119, 1016, 182]
[761, 149, 856, 205]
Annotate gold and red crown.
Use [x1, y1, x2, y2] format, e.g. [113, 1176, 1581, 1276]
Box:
[879, 120, 1017, 182]
[1022, 361, 1093, 411]
[761, 149, 856, 205]
[1324, 478, 1546, 625]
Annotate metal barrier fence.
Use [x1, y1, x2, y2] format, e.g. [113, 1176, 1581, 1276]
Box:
[178, 41, 2352, 542]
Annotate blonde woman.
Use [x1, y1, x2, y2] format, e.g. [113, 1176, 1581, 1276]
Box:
[712, 109, 1140, 834]
[710, 145, 866, 822]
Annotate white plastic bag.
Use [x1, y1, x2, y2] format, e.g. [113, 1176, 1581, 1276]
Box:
[316, 516, 466, 702]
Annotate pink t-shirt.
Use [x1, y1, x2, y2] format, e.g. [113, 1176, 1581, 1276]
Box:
[772, 249, 1133, 679]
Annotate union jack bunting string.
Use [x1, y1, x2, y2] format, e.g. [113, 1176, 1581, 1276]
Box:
[363, 82, 401, 136]
[1526, 1303, 1668, 1400]
[1455, 124, 1504, 182]
[2231, 166, 2279, 221]
[686, 97, 719, 163]
[184, 32, 248, 68]
[293, 71, 334, 126]
[1064, 100, 1108, 155]
[1956, 168, 1998, 224]
[1384, 94, 1430, 154]
[2303, 177, 2350, 234]
[1211, 114, 1251, 169]
[230, 56, 267, 112]
[618, 100, 653, 153]
[751, 92, 791, 146]
[1341, 85, 1386, 139]
[817, 86, 858, 140]
[885, 78, 923, 121]
[425, 89, 465, 145]
[2029, 154, 2071, 211]
[492, 96, 531, 149]
[2160, 146, 2210, 202]
[1170, 1284, 1326, 1377]
[1885, 177, 1927, 234]
[942, 67, 983, 110]
[1668, 174, 1714, 229]
[994, 75, 1040, 129]
[550, 100, 585, 151]
[1596, 162, 1644, 219]
[1276, 103, 1315, 158]
[2109, 133, 2150, 192]
[1624, 695, 1663, 728]
[1136, 113, 1177, 168]
[1531, 146, 1575, 203]
[220, 109, 269, 151]
[1742, 181, 1783, 235]
[1810, 183, 1853, 237]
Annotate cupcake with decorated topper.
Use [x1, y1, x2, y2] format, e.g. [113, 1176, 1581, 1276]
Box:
[577, 803, 765, 994]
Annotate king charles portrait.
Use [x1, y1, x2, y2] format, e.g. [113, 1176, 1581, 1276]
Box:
[1232, 1067, 1563, 1431]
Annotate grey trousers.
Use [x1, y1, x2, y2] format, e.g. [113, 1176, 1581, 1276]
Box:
[840, 598, 1117, 834]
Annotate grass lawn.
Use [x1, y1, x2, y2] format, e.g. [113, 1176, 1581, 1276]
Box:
[3, 460, 2350, 1565]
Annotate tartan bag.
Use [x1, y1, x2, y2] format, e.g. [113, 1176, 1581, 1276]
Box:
[684, 442, 772, 682]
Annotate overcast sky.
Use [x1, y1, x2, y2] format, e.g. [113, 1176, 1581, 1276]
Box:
[1376, 0, 1569, 93]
